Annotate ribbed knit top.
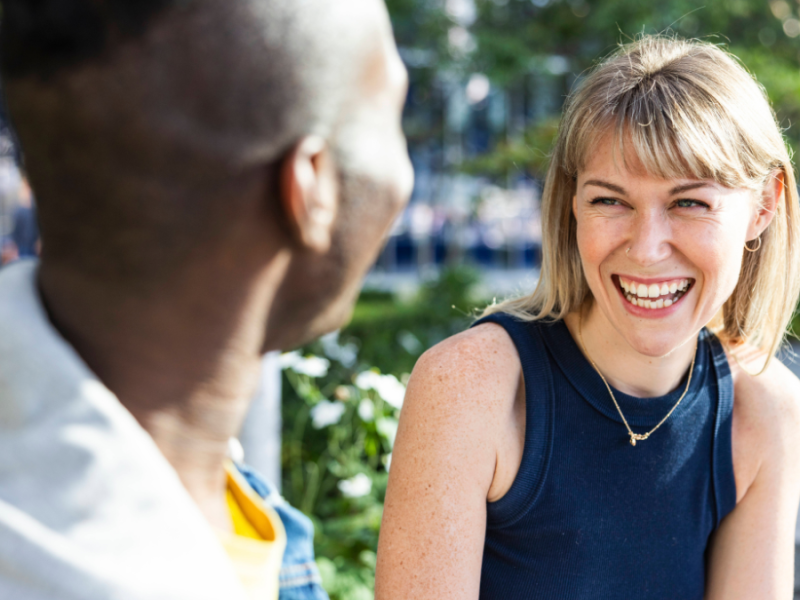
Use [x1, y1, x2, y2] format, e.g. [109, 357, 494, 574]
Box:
[472, 313, 736, 600]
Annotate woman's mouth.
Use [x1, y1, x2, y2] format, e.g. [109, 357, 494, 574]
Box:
[615, 276, 694, 310]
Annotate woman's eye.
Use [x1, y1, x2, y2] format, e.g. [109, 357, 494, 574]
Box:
[675, 199, 709, 209]
[590, 197, 621, 206]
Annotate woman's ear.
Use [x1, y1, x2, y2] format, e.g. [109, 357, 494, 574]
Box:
[279, 136, 339, 253]
[746, 170, 783, 243]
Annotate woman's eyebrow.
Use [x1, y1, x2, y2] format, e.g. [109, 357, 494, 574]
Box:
[583, 180, 626, 194]
[670, 182, 711, 195]
[583, 180, 712, 196]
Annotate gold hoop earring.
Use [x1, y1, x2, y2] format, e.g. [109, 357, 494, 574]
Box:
[744, 236, 762, 252]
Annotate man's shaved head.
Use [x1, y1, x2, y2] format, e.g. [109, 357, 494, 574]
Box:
[2, 0, 381, 159]
[1, 0, 396, 277]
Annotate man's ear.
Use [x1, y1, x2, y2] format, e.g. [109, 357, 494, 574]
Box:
[279, 136, 339, 253]
[746, 169, 783, 242]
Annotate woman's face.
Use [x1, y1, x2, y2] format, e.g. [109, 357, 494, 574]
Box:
[573, 136, 775, 358]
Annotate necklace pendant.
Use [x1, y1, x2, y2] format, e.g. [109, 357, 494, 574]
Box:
[629, 436, 636, 447]
[630, 433, 648, 447]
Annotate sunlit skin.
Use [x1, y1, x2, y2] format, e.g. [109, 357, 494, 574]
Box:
[566, 136, 779, 398]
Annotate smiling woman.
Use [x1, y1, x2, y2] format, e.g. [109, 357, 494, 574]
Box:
[376, 36, 800, 600]
[496, 37, 800, 362]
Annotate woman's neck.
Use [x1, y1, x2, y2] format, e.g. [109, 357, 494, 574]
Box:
[563, 302, 698, 398]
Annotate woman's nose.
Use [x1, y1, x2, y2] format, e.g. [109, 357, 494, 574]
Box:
[625, 212, 673, 266]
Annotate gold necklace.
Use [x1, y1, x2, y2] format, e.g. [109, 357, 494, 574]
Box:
[577, 314, 696, 447]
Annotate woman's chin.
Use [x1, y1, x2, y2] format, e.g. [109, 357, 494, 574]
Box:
[618, 328, 695, 359]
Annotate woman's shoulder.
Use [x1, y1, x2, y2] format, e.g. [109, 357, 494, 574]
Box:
[729, 345, 800, 435]
[727, 344, 800, 502]
[404, 321, 528, 502]
[403, 320, 526, 444]
[410, 320, 523, 404]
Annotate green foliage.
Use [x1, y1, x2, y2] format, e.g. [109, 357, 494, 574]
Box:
[281, 352, 399, 600]
[462, 0, 800, 176]
[461, 116, 560, 179]
[385, 0, 800, 177]
[469, 0, 798, 81]
[386, 0, 451, 60]
[385, 0, 452, 101]
[281, 267, 483, 599]
[344, 266, 483, 375]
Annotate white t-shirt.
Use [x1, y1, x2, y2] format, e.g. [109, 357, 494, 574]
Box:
[0, 260, 248, 600]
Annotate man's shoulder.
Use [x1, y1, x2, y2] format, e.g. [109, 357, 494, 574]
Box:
[0, 259, 38, 309]
[0, 259, 91, 427]
[0, 259, 46, 344]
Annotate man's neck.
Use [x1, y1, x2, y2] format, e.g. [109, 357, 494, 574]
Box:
[37, 256, 287, 531]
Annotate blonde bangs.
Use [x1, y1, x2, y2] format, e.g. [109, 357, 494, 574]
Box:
[565, 62, 775, 191]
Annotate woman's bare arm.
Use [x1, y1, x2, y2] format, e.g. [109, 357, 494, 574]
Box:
[375, 324, 523, 600]
[705, 358, 800, 599]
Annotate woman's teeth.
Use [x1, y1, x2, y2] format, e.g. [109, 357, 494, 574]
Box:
[618, 277, 691, 310]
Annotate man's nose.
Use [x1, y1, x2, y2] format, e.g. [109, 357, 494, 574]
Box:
[625, 211, 673, 266]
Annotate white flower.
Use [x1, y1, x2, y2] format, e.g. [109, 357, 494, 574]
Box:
[376, 376, 406, 409]
[358, 399, 375, 421]
[338, 473, 372, 498]
[355, 371, 406, 409]
[279, 351, 301, 369]
[280, 351, 330, 378]
[355, 370, 382, 390]
[310, 400, 346, 429]
[320, 331, 358, 368]
[377, 417, 399, 447]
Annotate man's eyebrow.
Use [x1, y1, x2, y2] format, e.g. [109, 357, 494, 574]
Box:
[583, 180, 626, 195]
[669, 182, 711, 195]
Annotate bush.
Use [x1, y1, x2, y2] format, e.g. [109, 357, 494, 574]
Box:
[344, 266, 483, 374]
[280, 267, 484, 600]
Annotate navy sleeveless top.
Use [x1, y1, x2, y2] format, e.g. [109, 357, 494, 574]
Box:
[472, 314, 736, 600]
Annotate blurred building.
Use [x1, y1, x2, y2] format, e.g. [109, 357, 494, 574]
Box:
[375, 0, 570, 278]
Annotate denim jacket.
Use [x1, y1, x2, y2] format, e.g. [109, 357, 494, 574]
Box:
[237, 464, 330, 600]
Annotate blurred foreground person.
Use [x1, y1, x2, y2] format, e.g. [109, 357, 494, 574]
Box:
[0, 1, 411, 599]
[377, 37, 800, 600]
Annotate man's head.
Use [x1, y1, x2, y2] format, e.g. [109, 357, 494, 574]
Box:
[1, 0, 413, 350]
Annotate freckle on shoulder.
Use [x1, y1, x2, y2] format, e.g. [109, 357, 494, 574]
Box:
[422, 322, 516, 361]
[412, 322, 520, 384]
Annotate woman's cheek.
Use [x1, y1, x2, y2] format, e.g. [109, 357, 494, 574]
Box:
[578, 218, 624, 261]
[679, 226, 744, 306]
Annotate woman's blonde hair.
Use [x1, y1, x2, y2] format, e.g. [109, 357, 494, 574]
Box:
[485, 35, 800, 360]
